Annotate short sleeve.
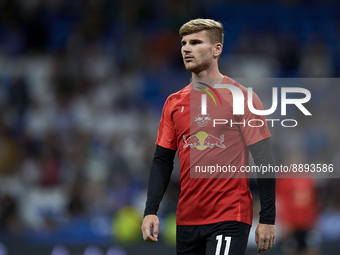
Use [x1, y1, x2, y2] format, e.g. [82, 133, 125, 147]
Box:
[156, 96, 178, 151]
[237, 90, 271, 146]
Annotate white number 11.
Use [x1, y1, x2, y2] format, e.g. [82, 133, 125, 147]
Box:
[215, 235, 231, 255]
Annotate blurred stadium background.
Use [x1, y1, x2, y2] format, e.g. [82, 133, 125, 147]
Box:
[0, 0, 339, 254]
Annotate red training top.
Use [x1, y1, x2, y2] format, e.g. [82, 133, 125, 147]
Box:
[156, 76, 271, 226]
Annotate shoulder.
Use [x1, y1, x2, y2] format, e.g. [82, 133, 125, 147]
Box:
[223, 76, 248, 94]
[164, 84, 190, 109]
[223, 76, 262, 101]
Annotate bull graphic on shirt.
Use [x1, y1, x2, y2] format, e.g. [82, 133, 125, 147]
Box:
[202, 134, 225, 148]
[183, 133, 225, 149]
[183, 134, 201, 148]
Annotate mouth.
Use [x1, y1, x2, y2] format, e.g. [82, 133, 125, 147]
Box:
[184, 56, 194, 62]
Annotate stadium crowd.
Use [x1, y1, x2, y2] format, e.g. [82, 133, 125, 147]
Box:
[0, 0, 339, 252]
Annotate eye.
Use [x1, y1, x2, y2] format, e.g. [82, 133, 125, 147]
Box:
[191, 40, 201, 45]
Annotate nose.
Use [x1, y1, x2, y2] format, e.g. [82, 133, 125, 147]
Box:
[182, 44, 191, 53]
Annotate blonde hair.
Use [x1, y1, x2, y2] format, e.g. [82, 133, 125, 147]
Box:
[179, 18, 224, 45]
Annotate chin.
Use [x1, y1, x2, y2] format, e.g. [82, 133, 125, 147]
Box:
[185, 63, 200, 73]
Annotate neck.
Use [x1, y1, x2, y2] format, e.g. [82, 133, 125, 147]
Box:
[192, 71, 224, 79]
[191, 63, 224, 79]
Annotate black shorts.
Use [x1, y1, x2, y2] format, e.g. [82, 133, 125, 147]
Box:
[176, 221, 251, 255]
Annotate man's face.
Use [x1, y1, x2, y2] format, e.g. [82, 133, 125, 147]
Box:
[181, 30, 215, 73]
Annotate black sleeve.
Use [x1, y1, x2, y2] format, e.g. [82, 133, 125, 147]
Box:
[248, 138, 276, 225]
[143, 145, 176, 217]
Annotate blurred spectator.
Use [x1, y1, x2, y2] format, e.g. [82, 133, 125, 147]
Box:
[278, 36, 301, 77]
[277, 178, 320, 255]
[300, 37, 333, 77]
[0, 194, 20, 234]
[0, 126, 17, 176]
[67, 179, 86, 217]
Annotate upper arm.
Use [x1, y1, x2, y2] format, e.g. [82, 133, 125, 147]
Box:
[248, 138, 274, 166]
[156, 97, 177, 151]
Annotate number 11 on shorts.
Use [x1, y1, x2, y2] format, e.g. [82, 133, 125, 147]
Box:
[215, 235, 231, 255]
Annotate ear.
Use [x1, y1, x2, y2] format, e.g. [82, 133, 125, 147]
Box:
[213, 43, 223, 58]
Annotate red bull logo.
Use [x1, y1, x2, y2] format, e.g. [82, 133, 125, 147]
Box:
[183, 131, 225, 150]
[194, 113, 211, 127]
